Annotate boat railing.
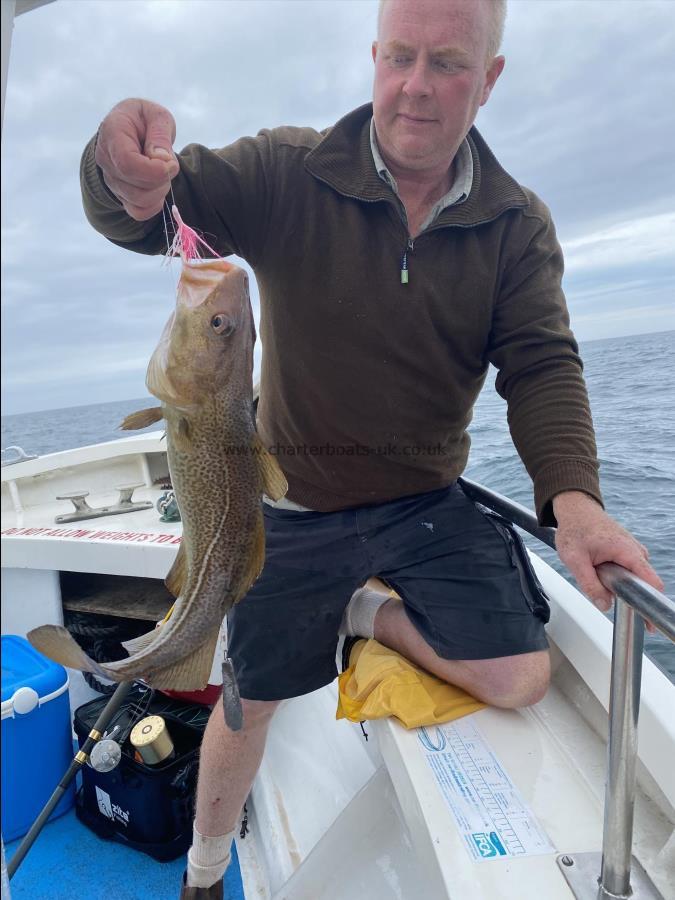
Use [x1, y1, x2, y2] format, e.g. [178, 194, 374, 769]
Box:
[458, 477, 674, 900]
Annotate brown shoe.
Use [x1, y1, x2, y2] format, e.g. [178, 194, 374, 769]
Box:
[179, 871, 224, 899]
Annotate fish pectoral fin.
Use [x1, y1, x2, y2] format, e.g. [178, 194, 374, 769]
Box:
[27, 625, 104, 676]
[252, 433, 288, 501]
[119, 407, 164, 430]
[165, 543, 188, 598]
[143, 625, 222, 691]
[171, 417, 193, 454]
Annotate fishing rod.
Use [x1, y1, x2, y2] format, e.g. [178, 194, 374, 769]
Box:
[7, 680, 134, 880]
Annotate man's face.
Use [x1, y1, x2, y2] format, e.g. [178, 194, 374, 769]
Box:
[372, 0, 504, 177]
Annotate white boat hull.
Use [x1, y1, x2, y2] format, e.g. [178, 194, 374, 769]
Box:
[2, 435, 673, 899]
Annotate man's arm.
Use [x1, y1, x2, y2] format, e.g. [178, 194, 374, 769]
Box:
[488, 192, 664, 619]
[488, 191, 601, 526]
[553, 490, 664, 631]
[80, 97, 277, 265]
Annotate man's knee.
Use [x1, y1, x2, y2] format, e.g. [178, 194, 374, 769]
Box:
[458, 650, 551, 709]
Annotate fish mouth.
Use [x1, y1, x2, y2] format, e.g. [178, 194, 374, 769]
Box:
[146, 260, 251, 407]
[179, 258, 235, 309]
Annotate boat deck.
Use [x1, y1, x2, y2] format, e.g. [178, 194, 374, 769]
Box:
[5, 806, 245, 900]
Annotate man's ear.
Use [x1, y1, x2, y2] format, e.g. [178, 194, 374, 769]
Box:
[480, 55, 505, 106]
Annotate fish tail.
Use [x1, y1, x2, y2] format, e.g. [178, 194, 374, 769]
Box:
[27, 625, 115, 681]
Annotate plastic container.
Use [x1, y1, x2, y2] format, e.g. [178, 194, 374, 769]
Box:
[1, 635, 75, 842]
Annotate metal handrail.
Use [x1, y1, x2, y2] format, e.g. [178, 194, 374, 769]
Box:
[597, 562, 675, 642]
[457, 476, 673, 900]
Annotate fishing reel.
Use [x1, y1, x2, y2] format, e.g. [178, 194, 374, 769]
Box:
[89, 726, 122, 773]
[89, 716, 176, 771]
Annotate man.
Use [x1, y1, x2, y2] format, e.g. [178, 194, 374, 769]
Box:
[81, 1, 663, 896]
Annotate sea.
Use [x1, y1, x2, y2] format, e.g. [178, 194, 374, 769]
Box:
[2, 330, 674, 682]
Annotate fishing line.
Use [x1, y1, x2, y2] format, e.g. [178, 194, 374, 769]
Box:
[125, 684, 155, 728]
[162, 200, 176, 260]
[162, 195, 180, 297]
[100, 684, 155, 747]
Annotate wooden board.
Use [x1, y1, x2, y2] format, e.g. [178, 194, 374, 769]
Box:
[61, 572, 174, 621]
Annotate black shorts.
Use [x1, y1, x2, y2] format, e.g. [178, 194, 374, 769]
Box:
[227, 483, 550, 701]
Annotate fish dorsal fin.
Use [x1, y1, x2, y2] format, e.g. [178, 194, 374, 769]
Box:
[119, 407, 164, 430]
[252, 434, 288, 501]
[143, 624, 222, 691]
[165, 543, 187, 598]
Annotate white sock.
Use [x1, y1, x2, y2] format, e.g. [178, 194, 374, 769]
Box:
[339, 586, 393, 638]
[186, 824, 236, 888]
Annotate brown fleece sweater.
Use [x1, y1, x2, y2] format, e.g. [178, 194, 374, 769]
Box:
[80, 103, 601, 525]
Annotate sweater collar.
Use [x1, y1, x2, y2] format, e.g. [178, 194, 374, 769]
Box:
[305, 103, 529, 226]
[369, 117, 474, 213]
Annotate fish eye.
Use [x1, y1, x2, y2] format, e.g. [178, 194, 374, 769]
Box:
[211, 314, 235, 336]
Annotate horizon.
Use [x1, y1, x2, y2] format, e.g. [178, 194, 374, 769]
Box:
[3, 328, 673, 420]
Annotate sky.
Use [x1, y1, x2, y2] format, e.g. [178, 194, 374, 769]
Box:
[2, 0, 674, 416]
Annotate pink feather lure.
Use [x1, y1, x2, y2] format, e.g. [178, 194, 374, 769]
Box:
[168, 205, 219, 261]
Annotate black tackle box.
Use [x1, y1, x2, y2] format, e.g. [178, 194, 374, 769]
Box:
[74, 685, 211, 861]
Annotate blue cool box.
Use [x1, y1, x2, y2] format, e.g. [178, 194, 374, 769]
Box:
[1, 634, 75, 841]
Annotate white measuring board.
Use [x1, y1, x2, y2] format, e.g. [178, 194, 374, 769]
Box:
[417, 717, 554, 862]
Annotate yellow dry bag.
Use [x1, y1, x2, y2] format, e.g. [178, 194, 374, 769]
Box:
[337, 638, 486, 729]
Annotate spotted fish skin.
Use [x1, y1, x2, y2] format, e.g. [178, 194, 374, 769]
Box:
[28, 259, 286, 691]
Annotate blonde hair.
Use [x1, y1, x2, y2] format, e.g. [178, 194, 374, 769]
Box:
[377, 0, 507, 60]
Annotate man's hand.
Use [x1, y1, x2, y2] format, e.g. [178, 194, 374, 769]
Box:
[553, 491, 664, 633]
[95, 98, 180, 221]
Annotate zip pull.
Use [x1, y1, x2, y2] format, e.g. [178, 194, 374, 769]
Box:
[400, 238, 414, 284]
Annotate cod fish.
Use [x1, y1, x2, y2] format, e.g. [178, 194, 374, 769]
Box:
[28, 258, 287, 701]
